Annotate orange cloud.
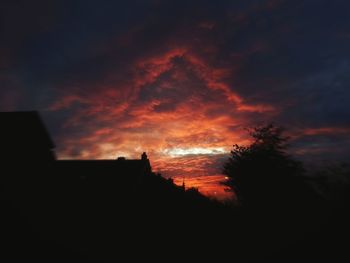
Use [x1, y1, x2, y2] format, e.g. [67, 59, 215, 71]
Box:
[50, 46, 276, 199]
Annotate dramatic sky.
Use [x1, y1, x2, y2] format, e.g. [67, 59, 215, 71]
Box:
[1, 0, 350, 199]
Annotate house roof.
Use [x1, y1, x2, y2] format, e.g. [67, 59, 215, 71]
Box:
[56, 159, 150, 173]
[0, 111, 55, 150]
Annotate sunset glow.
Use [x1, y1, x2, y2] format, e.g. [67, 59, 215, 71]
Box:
[2, 2, 350, 261]
[164, 147, 227, 157]
[1, 0, 350, 200]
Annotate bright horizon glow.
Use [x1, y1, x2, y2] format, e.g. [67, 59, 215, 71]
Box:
[163, 147, 227, 157]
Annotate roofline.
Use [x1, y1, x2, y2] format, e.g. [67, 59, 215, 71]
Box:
[56, 159, 143, 162]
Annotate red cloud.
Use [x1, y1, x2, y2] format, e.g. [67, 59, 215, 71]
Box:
[49, 45, 277, 199]
[303, 127, 350, 136]
[48, 95, 89, 111]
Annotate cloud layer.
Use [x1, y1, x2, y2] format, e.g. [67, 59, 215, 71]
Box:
[1, 0, 350, 199]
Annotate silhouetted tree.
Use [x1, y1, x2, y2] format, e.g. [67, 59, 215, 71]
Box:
[223, 124, 305, 209]
[310, 162, 350, 203]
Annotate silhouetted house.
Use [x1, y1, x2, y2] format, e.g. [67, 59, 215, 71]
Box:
[56, 152, 152, 182]
[1, 111, 153, 184]
[0, 111, 56, 162]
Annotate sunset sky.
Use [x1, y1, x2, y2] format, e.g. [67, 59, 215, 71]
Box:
[1, 0, 350, 199]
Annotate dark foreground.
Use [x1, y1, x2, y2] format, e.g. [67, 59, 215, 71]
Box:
[1, 112, 350, 262]
[1, 161, 350, 262]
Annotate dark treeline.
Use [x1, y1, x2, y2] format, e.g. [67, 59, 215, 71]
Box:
[222, 124, 350, 261]
[1, 113, 350, 262]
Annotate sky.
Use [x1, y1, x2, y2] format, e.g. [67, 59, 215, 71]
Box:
[1, 0, 350, 199]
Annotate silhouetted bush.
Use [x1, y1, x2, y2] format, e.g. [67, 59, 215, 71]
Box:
[223, 124, 312, 211]
[309, 162, 350, 204]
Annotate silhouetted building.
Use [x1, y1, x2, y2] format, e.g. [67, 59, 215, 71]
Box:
[0, 111, 56, 162]
[0, 111, 152, 180]
[56, 153, 152, 181]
